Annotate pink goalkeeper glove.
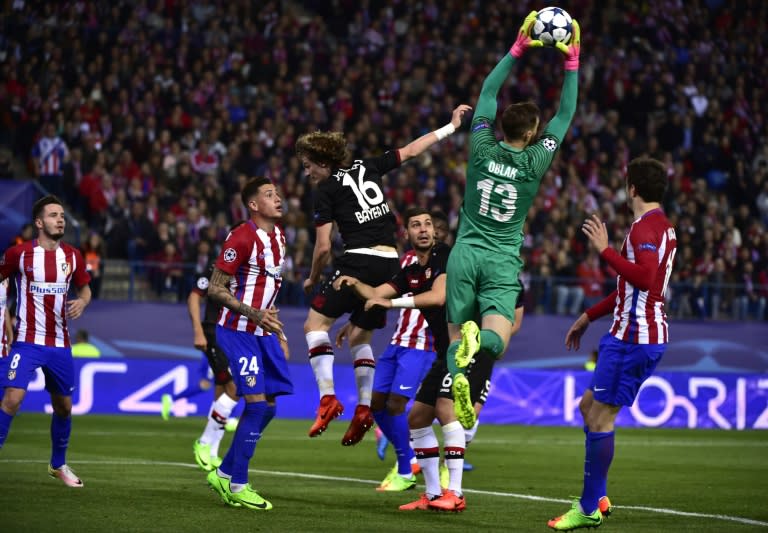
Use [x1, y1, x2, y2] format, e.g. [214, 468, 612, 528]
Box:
[556, 19, 581, 71]
[509, 11, 542, 59]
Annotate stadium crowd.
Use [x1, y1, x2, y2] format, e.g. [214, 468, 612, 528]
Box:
[1, 0, 766, 320]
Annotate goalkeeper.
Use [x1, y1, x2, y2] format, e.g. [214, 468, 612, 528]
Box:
[446, 11, 581, 428]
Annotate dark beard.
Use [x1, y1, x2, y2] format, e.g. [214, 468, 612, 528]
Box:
[42, 227, 64, 241]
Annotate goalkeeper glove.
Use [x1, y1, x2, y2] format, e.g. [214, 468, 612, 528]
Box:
[556, 19, 581, 71]
[509, 11, 544, 58]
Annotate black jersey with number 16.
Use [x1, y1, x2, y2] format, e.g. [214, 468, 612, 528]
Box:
[313, 151, 401, 250]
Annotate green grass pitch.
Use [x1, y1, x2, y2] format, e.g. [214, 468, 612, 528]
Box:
[1, 414, 766, 532]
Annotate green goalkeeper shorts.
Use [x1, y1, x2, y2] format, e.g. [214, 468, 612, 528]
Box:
[446, 243, 523, 325]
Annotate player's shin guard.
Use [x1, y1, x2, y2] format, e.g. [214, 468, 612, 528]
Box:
[411, 426, 441, 498]
[0, 409, 13, 449]
[580, 431, 615, 514]
[223, 401, 268, 485]
[307, 331, 335, 397]
[50, 414, 72, 469]
[351, 344, 375, 407]
[442, 421, 465, 495]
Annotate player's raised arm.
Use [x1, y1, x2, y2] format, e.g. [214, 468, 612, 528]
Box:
[397, 104, 472, 162]
[542, 19, 581, 143]
[474, 11, 540, 122]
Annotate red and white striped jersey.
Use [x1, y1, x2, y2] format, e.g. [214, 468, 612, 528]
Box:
[608, 209, 677, 344]
[0, 241, 90, 348]
[190, 150, 219, 175]
[0, 279, 10, 356]
[389, 250, 435, 352]
[215, 220, 285, 336]
[31, 136, 69, 176]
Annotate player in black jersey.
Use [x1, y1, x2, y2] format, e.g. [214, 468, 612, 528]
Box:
[333, 208, 448, 491]
[296, 103, 471, 446]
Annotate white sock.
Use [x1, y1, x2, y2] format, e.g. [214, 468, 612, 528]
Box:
[200, 394, 239, 457]
[230, 482, 245, 493]
[411, 425, 441, 498]
[464, 419, 480, 445]
[307, 331, 335, 397]
[442, 421, 466, 495]
[350, 343, 375, 407]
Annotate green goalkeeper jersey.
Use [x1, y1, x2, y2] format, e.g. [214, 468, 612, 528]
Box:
[456, 54, 578, 256]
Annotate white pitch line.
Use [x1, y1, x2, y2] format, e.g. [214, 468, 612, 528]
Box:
[9, 429, 768, 448]
[1, 458, 766, 528]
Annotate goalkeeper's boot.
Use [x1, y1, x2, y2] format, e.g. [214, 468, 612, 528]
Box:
[452, 373, 476, 429]
[48, 464, 83, 487]
[439, 463, 449, 489]
[455, 320, 480, 370]
[207, 469, 240, 507]
[160, 393, 172, 421]
[341, 404, 374, 446]
[193, 439, 216, 472]
[229, 484, 273, 511]
[308, 394, 344, 437]
[598, 496, 613, 517]
[547, 499, 603, 531]
[399, 492, 441, 511]
[428, 489, 466, 512]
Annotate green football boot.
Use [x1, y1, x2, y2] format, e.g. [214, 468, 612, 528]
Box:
[229, 484, 273, 510]
[452, 373, 476, 429]
[547, 499, 603, 531]
[160, 394, 172, 421]
[455, 321, 480, 371]
[206, 469, 241, 507]
[193, 440, 215, 471]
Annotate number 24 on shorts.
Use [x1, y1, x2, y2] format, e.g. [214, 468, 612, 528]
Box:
[238, 356, 260, 375]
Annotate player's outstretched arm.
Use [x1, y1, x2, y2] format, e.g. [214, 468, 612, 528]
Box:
[397, 104, 472, 162]
[543, 19, 580, 141]
[474, 11, 539, 121]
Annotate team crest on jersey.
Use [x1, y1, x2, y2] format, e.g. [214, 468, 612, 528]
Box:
[542, 138, 558, 152]
[7, 369, 15, 380]
[425, 267, 431, 279]
[223, 248, 237, 262]
[196, 277, 209, 290]
[246, 375, 256, 387]
[61, 261, 72, 275]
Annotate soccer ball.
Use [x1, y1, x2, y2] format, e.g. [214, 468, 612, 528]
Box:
[531, 7, 573, 47]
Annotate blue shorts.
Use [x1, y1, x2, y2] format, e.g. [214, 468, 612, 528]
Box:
[590, 333, 666, 406]
[373, 344, 436, 399]
[215, 326, 293, 398]
[0, 342, 75, 395]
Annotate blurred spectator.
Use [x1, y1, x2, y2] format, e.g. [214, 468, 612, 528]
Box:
[31, 122, 69, 198]
[0, 1, 764, 318]
[82, 232, 106, 300]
